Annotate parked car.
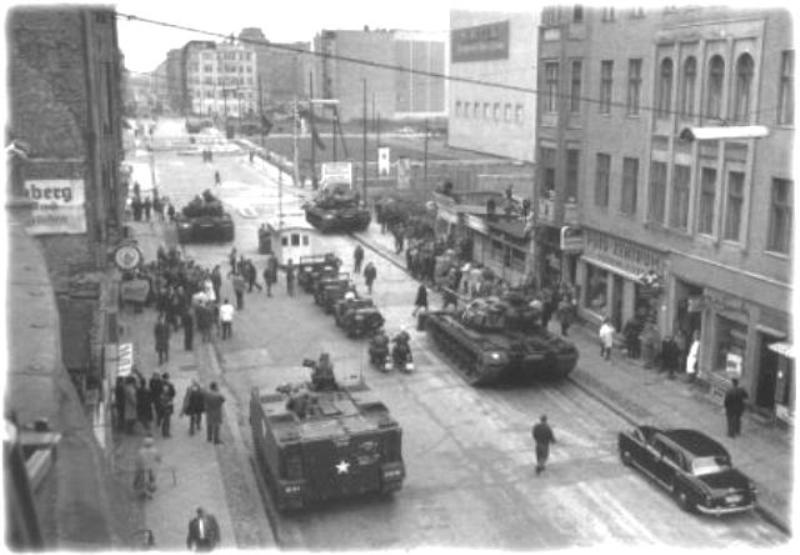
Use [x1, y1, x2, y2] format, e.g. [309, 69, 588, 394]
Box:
[617, 425, 756, 515]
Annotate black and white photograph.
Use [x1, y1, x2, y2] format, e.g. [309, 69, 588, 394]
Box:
[2, 0, 796, 550]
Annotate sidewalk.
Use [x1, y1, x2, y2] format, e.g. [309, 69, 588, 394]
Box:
[353, 221, 794, 534]
[111, 220, 275, 549]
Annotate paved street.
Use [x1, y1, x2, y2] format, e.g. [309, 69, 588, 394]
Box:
[116, 117, 790, 550]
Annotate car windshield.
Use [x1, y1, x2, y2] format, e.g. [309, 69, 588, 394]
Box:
[691, 456, 730, 476]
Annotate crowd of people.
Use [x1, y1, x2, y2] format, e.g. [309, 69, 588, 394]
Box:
[129, 181, 175, 223]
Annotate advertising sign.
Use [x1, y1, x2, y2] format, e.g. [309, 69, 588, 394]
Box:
[117, 343, 134, 377]
[114, 244, 143, 271]
[451, 20, 510, 63]
[23, 179, 86, 235]
[725, 352, 743, 378]
[321, 162, 353, 189]
[378, 147, 391, 176]
[560, 226, 584, 252]
[120, 279, 151, 304]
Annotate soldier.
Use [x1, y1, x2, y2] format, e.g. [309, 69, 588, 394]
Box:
[353, 245, 365, 274]
[363, 262, 377, 295]
[532, 415, 556, 475]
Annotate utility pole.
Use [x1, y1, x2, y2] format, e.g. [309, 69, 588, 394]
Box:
[423, 117, 429, 189]
[362, 78, 368, 202]
[309, 71, 317, 190]
[292, 97, 301, 189]
[332, 108, 337, 162]
[258, 77, 265, 152]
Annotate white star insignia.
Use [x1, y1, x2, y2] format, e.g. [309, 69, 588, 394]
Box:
[335, 460, 350, 474]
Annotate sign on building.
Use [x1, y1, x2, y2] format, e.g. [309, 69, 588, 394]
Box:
[23, 179, 86, 235]
[451, 20, 510, 63]
[378, 147, 391, 176]
[321, 162, 353, 190]
[560, 226, 583, 252]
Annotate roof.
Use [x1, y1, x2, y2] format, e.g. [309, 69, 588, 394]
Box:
[662, 429, 729, 458]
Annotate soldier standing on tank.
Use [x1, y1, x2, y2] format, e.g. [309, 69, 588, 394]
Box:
[532, 415, 556, 475]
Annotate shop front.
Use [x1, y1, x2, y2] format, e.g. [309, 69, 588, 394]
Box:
[534, 225, 581, 290]
[577, 228, 668, 332]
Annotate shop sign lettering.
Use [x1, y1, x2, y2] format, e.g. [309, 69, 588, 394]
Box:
[23, 179, 87, 235]
[584, 229, 664, 276]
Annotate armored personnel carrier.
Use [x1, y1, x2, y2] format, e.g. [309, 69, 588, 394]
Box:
[175, 189, 234, 243]
[305, 188, 371, 233]
[249, 358, 405, 511]
[418, 291, 579, 386]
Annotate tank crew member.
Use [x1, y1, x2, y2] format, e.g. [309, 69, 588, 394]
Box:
[311, 352, 337, 391]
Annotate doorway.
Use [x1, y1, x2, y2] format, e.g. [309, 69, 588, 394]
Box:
[612, 275, 624, 331]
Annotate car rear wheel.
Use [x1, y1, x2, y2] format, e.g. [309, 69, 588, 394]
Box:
[674, 486, 695, 513]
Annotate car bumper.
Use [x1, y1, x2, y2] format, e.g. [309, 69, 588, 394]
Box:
[696, 502, 755, 516]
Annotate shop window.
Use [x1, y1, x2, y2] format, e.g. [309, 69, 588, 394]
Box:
[697, 167, 717, 235]
[733, 54, 754, 123]
[767, 178, 792, 254]
[621, 157, 639, 215]
[649, 161, 667, 224]
[627, 58, 642, 115]
[670, 164, 690, 230]
[595, 153, 610, 207]
[778, 50, 794, 125]
[706, 55, 725, 120]
[545, 62, 559, 113]
[570, 60, 582, 113]
[723, 171, 745, 241]
[715, 316, 747, 377]
[680, 57, 697, 118]
[600, 60, 613, 113]
[585, 264, 608, 313]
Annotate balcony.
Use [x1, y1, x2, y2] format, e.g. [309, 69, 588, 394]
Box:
[537, 197, 579, 226]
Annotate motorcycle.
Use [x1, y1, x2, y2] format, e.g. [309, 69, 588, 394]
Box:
[390, 334, 414, 373]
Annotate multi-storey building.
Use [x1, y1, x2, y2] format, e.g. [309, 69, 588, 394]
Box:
[537, 5, 794, 422]
[181, 40, 257, 117]
[239, 27, 311, 105]
[165, 48, 183, 113]
[448, 10, 538, 163]
[313, 28, 446, 121]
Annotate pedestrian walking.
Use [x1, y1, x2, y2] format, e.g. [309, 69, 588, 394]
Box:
[412, 284, 429, 316]
[143, 196, 152, 221]
[133, 436, 162, 499]
[204, 382, 225, 445]
[353, 245, 365, 274]
[285, 259, 296, 297]
[186, 507, 220, 551]
[219, 299, 234, 340]
[135, 375, 154, 433]
[214, 170, 221, 187]
[228, 247, 238, 275]
[363, 261, 377, 295]
[149, 373, 164, 428]
[623, 316, 642, 359]
[231, 273, 246, 310]
[182, 310, 194, 351]
[724, 378, 748, 438]
[159, 373, 176, 438]
[181, 379, 205, 436]
[123, 376, 138, 435]
[263, 257, 276, 298]
[167, 202, 176, 222]
[599, 317, 615, 361]
[660, 335, 680, 379]
[686, 330, 700, 381]
[532, 415, 556, 475]
[211, 266, 222, 302]
[245, 260, 262, 292]
[557, 297, 574, 337]
[154, 314, 171, 365]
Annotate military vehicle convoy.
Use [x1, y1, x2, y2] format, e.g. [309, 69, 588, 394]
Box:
[297, 253, 341, 293]
[249, 358, 405, 511]
[333, 295, 385, 338]
[175, 189, 234, 243]
[418, 291, 579, 386]
[304, 188, 371, 233]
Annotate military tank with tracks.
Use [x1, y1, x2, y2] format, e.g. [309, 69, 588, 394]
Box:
[304, 188, 371, 233]
[175, 189, 234, 243]
[418, 290, 578, 386]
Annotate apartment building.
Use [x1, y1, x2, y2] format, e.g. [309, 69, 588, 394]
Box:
[181, 40, 257, 117]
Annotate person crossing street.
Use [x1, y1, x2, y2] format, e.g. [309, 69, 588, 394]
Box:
[532, 415, 556, 475]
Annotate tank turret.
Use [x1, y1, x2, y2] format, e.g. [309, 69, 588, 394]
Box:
[175, 189, 234, 243]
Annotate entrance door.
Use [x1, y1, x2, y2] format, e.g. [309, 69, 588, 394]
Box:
[612, 275, 624, 331]
[756, 335, 780, 410]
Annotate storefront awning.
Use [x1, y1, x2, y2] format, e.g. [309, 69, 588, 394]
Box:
[768, 342, 795, 359]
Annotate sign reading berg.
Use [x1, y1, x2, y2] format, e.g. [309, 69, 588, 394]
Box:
[451, 20, 510, 63]
[23, 179, 86, 235]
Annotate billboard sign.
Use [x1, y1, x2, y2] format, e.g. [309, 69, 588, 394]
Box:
[23, 179, 87, 235]
[321, 162, 353, 189]
[378, 147, 391, 176]
[451, 20, 510, 63]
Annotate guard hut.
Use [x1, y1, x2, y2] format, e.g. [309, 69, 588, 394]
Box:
[258, 210, 322, 265]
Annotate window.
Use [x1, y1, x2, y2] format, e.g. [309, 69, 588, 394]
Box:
[493, 102, 500, 121]
[657, 58, 673, 118]
[631, 7, 645, 18]
[767, 178, 792, 253]
[680, 57, 697, 118]
[733, 54, 754, 122]
[566, 149, 580, 202]
[545, 62, 559, 112]
[570, 60, 582, 113]
[706, 55, 725, 119]
[515, 104, 524, 123]
[627, 59, 642, 115]
[621, 157, 639, 215]
[697, 168, 717, 235]
[595, 153, 611, 207]
[455, 101, 462, 117]
[723, 171, 745, 241]
[778, 51, 794, 125]
[648, 161, 667, 224]
[473, 102, 480, 117]
[541, 147, 556, 196]
[504, 103, 512, 122]
[670, 164, 690, 230]
[602, 7, 616, 21]
[600, 61, 613, 113]
[573, 5, 584, 23]
[483, 102, 490, 118]
[586, 264, 608, 312]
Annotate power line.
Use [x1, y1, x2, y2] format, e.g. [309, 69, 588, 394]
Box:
[116, 11, 786, 124]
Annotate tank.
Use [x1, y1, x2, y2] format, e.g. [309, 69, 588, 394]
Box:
[175, 189, 234, 243]
[249, 359, 405, 511]
[304, 189, 371, 233]
[418, 291, 579, 386]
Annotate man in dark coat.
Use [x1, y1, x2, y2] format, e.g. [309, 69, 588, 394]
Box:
[154, 314, 171, 365]
[660, 335, 680, 379]
[211, 265, 222, 301]
[412, 284, 428, 316]
[532, 415, 556, 475]
[160, 373, 176, 438]
[182, 310, 194, 351]
[245, 260, 262, 292]
[136, 375, 154, 433]
[204, 382, 226, 445]
[149, 372, 164, 428]
[724, 379, 748, 438]
[363, 262, 377, 295]
[353, 245, 364, 274]
[285, 259, 296, 297]
[181, 379, 206, 436]
[186, 507, 220, 551]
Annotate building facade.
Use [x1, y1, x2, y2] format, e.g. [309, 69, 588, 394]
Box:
[313, 28, 446, 122]
[181, 40, 257, 117]
[537, 5, 794, 422]
[239, 27, 311, 106]
[448, 10, 539, 163]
